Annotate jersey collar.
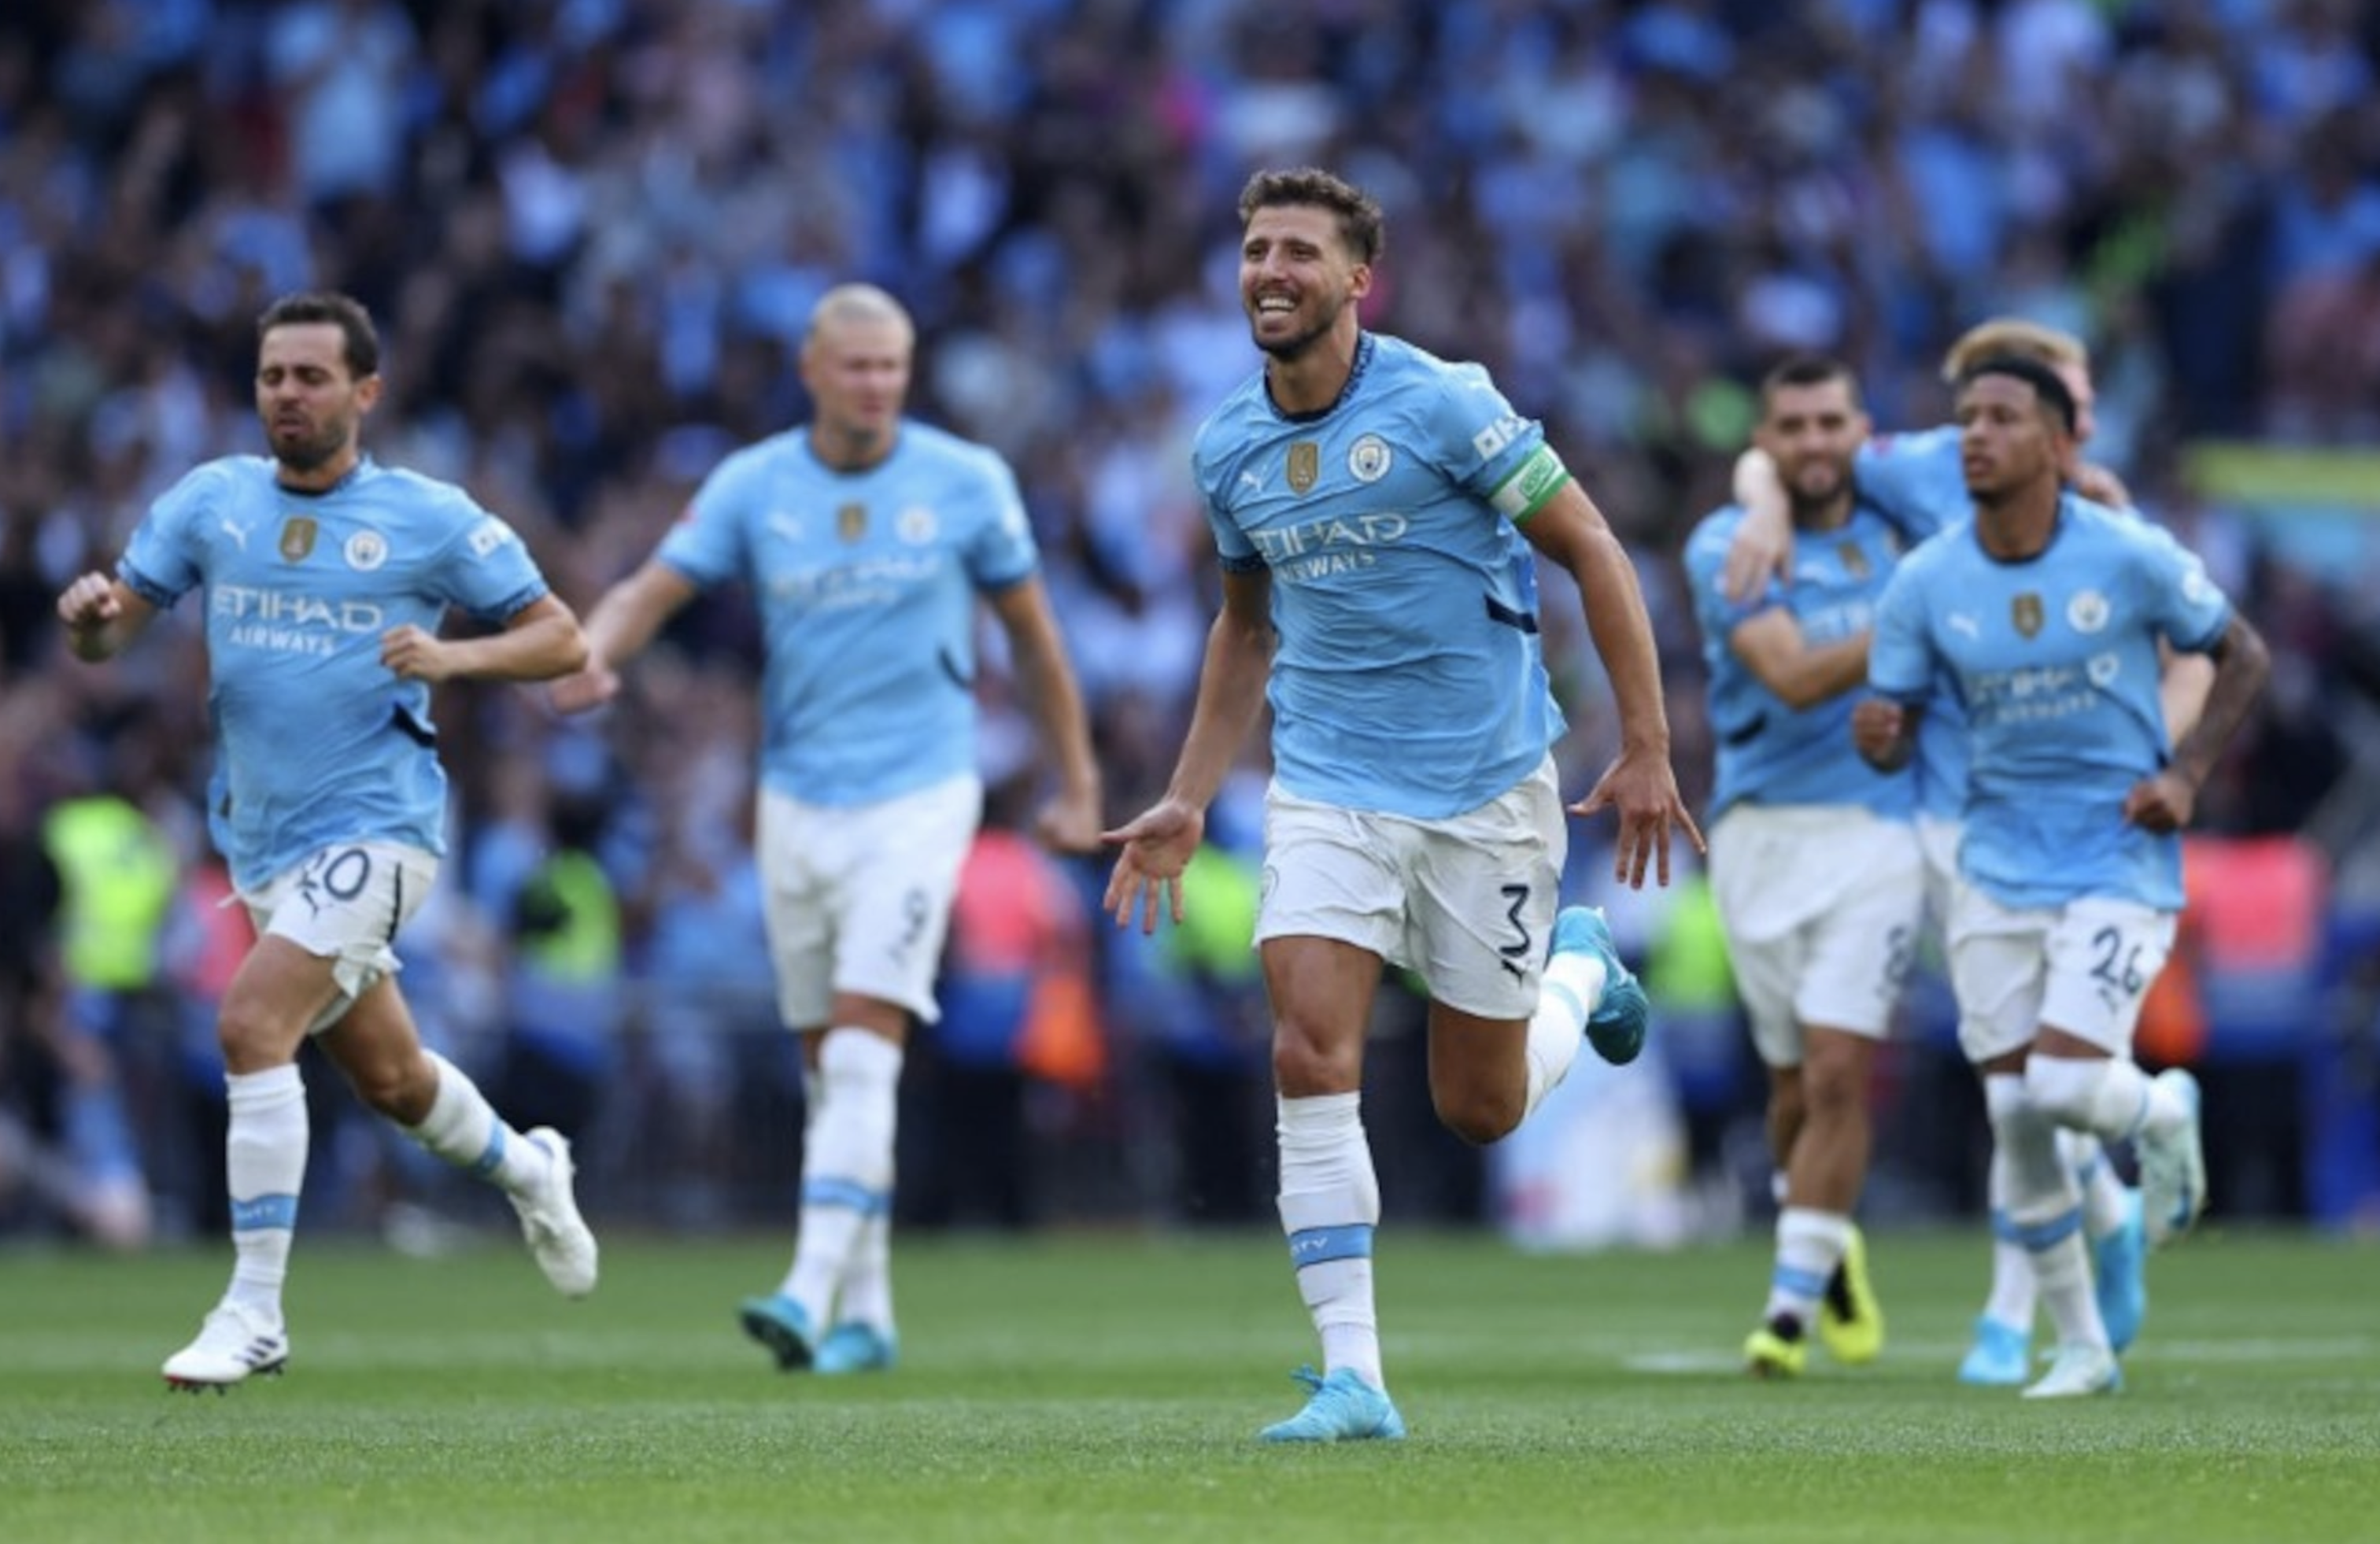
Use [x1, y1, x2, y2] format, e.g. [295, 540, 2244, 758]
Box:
[274, 453, 373, 499]
[1266, 332, 1374, 425]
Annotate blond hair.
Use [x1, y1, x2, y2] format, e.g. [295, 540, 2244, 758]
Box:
[1939, 319, 2089, 384]
[804, 283, 914, 352]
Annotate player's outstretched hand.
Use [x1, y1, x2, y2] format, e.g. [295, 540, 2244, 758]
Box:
[548, 663, 621, 715]
[1099, 798, 1204, 934]
[1572, 746, 1704, 890]
[2121, 770, 2197, 834]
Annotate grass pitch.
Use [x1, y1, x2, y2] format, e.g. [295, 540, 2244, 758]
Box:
[2, 1225, 2372, 1542]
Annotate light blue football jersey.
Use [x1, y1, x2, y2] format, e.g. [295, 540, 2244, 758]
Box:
[1851, 428, 1969, 819]
[1683, 501, 1914, 822]
[1868, 495, 2232, 910]
[658, 419, 1038, 807]
[1192, 334, 1568, 819]
[119, 456, 551, 891]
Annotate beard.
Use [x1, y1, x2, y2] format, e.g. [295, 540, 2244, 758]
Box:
[269, 419, 346, 473]
[1251, 294, 1347, 363]
[1786, 462, 1850, 513]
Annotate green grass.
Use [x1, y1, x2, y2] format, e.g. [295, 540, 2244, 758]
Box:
[2, 1226, 2373, 1542]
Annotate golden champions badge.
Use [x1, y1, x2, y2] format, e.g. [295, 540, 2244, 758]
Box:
[837, 503, 867, 542]
[279, 516, 317, 562]
[2012, 592, 2044, 638]
[1286, 441, 1320, 495]
[1836, 541, 1870, 580]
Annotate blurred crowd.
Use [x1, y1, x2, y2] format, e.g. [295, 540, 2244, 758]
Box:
[4, 0, 2378, 1247]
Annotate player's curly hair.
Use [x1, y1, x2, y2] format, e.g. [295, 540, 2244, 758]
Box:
[1236, 168, 1385, 266]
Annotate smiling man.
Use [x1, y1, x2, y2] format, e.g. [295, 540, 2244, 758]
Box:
[1103, 167, 1700, 1442]
[1684, 356, 1916, 1383]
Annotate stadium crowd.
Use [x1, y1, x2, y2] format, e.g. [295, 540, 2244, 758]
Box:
[2, 0, 2375, 1247]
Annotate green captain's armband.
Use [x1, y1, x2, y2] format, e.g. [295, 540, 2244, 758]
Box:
[1489, 445, 1572, 523]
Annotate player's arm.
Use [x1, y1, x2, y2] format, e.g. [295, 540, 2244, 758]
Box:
[549, 560, 700, 713]
[1522, 479, 1703, 887]
[56, 573, 160, 662]
[2157, 643, 2215, 743]
[1101, 566, 1274, 932]
[383, 593, 588, 684]
[986, 574, 1104, 855]
[1728, 608, 1871, 709]
[2124, 615, 2270, 834]
[1720, 449, 1793, 604]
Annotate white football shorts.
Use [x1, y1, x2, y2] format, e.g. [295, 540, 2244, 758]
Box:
[1256, 756, 1565, 1021]
[1916, 813, 1961, 936]
[1947, 885, 2178, 1062]
[757, 774, 982, 1030]
[1708, 803, 1924, 1066]
[242, 840, 439, 1033]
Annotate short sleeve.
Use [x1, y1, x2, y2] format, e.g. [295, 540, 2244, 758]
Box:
[439, 494, 551, 622]
[1853, 429, 1963, 542]
[963, 449, 1039, 591]
[118, 466, 217, 608]
[2135, 523, 2231, 653]
[656, 459, 753, 589]
[1866, 560, 1935, 702]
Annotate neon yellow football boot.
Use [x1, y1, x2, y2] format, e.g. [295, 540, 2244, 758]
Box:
[1816, 1223, 1885, 1365]
[1743, 1318, 1809, 1379]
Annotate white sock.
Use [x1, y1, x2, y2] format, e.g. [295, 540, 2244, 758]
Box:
[1980, 1074, 2037, 1332]
[2064, 1130, 2128, 1240]
[798, 1062, 893, 1332]
[2026, 1225, 2102, 1351]
[1277, 1092, 1383, 1390]
[782, 1031, 902, 1328]
[835, 1212, 895, 1333]
[1521, 949, 1609, 1115]
[1992, 1078, 2105, 1351]
[1765, 1207, 1851, 1329]
[406, 1051, 545, 1193]
[224, 1064, 307, 1321]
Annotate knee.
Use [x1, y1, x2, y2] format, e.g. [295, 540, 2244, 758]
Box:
[2023, 1055, 2108, 1130]
[214, 997, 295, 1073]
[346, 1051, 435, 1122]
[1270, 1022, 1359, 1098]
[1432, 1084, 1523, 1147]
[1800, 1047, 1868, 1123]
